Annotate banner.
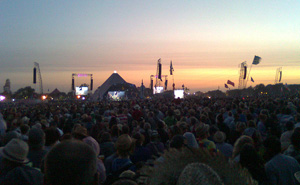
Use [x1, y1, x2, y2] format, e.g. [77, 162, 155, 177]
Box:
[252, 55, 261, 65]
[227, 80, 235, 87]
[225, 84, 229, 88]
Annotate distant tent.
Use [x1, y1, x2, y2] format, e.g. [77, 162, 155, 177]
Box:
[49, 88, 61, 96]
[92, 72, 132, 100]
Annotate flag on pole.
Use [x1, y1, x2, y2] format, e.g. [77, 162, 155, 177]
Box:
[225, 84, 229, 88]
[251, 77, 254, 82]
[252, 55, 261, 65]
[170, 61, 174, 75]
[227, 80, 235, 87]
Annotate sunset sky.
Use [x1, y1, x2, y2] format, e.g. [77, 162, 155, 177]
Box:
[1, 0, 299, 93]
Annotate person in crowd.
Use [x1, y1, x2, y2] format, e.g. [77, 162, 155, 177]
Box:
[44, 140, 98, 185]
[27, 128, 47, 169]
[111, 134, 135, 173]
[99, 132, 115, 159]
[146, 130, 165, 158]
[131, 132, 151, 163]
[164, 110, 177, 127]
[183, 132, 199, 149]
[213, 131, 233, 159]
[264, 136, 300, 185]
[280, 121, 295, 151]
[196, 123, 217, 154]
[83, 134, 107, 184]
[44, 127, 60, 152]
[19, 124, 29, 141]
[240, 144, 268, 184]
[284, 128, 300, 163]
[232, 135, 254, 162]
[0, 139, 43, 184]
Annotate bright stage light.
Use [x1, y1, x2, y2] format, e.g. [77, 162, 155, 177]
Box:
[42, 95, 47, 100]
[0, 95, 5, 101]
[77, 95, 81, 99]
[114, 70, 117, 73]
[82, 97, 85, 100]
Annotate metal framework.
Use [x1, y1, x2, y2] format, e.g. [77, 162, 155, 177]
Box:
[72, 73, 93, 93]
[150, 59, 168, 93]
[275, 67, 282, 84]
[34, 62, 43, 94]
[238, 61, 247, 89]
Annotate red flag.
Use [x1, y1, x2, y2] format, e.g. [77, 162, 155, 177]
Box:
[227, 80, 235, 87]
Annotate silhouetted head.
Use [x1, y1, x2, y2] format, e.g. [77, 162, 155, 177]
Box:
[44, 140, 97, 185]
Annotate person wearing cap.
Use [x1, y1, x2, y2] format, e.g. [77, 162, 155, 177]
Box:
[0, 139, 43, 184]
[27, 128, 47, 169]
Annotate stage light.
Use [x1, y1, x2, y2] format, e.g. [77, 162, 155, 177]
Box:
[42, 95, 47, 100]
[0, 95, 5, 101]
[82, 97, 85, 100]
[12, 99, 15, 102]
[77, 95, 81, 99]
[114, 70, 117, 73]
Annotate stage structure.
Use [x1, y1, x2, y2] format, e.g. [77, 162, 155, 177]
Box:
[238, 61, 247, 89]
[72, 73, 93, 95]
[33, 62, 43, 94]
[275, 67, 282, 84]
[150, 58, 168, 94]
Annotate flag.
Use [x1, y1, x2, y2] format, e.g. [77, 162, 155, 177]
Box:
[227, 80, 235, 87]
[252, 55, 261, 65]
[225, 84, 229, 88]
[170, 61, 174, 75]
[251, 77, 254, 82]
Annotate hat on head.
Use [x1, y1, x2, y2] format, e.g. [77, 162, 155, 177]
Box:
[0, 139, 29, 164]
[28, 128, 45, 149]
[213, 131, 226, 143]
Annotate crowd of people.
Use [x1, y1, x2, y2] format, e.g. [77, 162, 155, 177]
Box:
[0, 95, 300, 184]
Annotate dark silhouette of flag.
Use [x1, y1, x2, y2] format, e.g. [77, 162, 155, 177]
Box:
[225, 84, 229, 88]
[227, 80, 235, 87]
[170, 61, 174, 75]
[251, 77, 254, 82]
[252, 55, 261, 65]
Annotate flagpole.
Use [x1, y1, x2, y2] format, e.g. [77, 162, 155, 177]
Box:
[245, 63, 253, 88]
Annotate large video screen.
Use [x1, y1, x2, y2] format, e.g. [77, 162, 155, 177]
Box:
[153, 86, 164, 94]
[76, 87, 88, 95]
[108, 91, 125, 101]
[174, 90, 184, 99]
